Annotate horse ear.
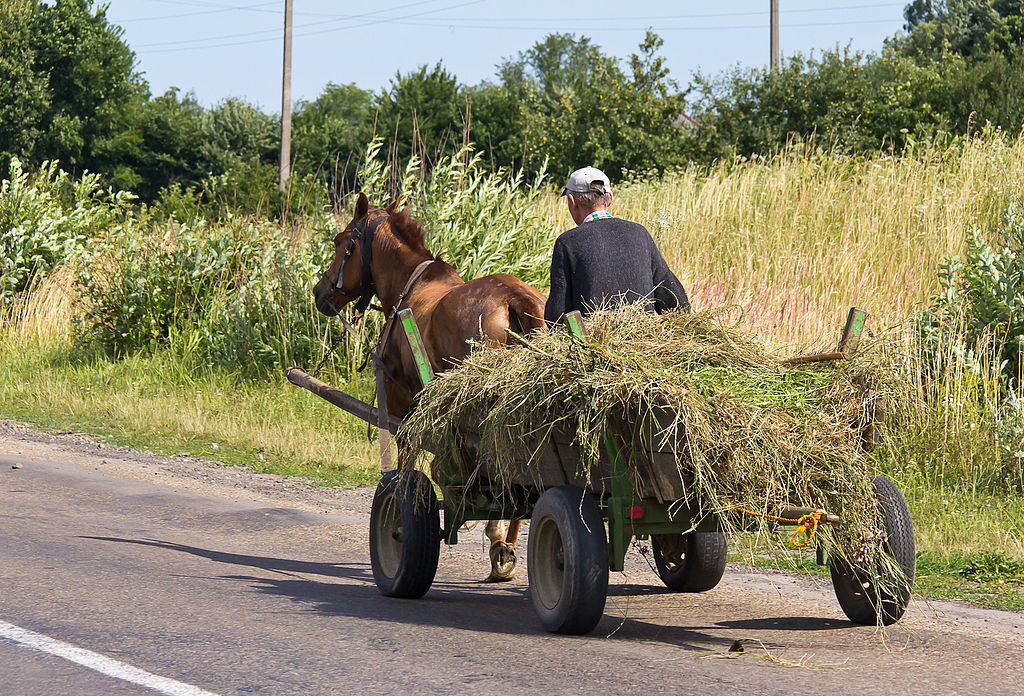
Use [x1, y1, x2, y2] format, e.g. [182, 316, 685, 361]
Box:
[354, 192, 369, 219]
[385, 195, 402, 214]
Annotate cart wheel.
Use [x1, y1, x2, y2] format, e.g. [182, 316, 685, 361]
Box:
[369, 469, 440, 599]
[830, 475, 916, 625]
[651, 530, 727, 592]
[527, 486, 608, 635]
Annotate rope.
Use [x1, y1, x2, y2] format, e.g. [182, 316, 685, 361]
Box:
[734, 507, 827, 547]
[310, 331, 347, 378]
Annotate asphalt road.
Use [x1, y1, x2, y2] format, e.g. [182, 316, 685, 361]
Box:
[1, 428, 1022, 696]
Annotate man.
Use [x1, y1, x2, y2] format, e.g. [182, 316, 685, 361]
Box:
[544, 166, 691, 324]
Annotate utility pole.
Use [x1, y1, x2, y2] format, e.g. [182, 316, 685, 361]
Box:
[279, 0, 293, 191]
[770, 0, 779, 71]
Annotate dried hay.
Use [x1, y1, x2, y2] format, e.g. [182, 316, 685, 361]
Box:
[400, 304, 911, 586]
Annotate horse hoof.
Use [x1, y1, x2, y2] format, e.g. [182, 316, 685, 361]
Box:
[487, 541, 517, 582]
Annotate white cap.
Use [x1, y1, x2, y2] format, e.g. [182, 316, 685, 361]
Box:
[561, 166, 612, 197]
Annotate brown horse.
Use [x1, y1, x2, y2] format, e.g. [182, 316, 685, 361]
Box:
[312, 192, 547, 580]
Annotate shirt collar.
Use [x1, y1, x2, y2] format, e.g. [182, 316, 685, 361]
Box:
[582, 211, 613, 223]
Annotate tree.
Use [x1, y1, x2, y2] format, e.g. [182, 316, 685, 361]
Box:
[117, 88, 206, 201]
[465, 81, 525, 171]
[897, 0, 1024, 58]
[376, 63, 465, 164]
[292, 82, 374, 194]
[0, 1, 50, 169]
[504, 32, 688, 180]
[498, 33, 613, 100]
[685, 46, 966, 162]
[21, 1, 146, 178]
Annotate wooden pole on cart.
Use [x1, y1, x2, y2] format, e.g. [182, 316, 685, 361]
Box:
[375, 363, 393, 472]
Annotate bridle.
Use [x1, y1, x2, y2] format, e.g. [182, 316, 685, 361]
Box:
[334, 208, 389, 317]
[323, 207, 436, 379]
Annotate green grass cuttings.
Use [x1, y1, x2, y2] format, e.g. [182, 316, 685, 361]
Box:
[402, 304, 910, 582]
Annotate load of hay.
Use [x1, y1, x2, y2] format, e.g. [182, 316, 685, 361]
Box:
[400, 304, 909, 576]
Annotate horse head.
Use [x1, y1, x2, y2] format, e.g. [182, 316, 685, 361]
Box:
[313, 192, 400, 317]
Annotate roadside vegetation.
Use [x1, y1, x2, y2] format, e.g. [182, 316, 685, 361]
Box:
[4, 134, 1024, 607]
[2, 0, 1024, 608]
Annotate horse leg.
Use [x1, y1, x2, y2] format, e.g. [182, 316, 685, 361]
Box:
[485, 519, 517, 582]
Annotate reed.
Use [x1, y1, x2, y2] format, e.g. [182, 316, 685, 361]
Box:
[535, 133, 1024, 349]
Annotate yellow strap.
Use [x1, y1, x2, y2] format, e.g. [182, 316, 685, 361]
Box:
[735, 507, 826, 548]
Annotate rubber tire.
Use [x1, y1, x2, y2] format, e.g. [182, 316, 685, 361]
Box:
[527, 486, 609, 635]
[369, 469, 441, 599]
[830, 475, 916, 625]
[651, 531, 728, 592]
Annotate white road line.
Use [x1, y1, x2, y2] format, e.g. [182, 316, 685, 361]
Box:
[0, 620, 221, 696]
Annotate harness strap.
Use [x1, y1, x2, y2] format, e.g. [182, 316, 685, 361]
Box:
[365, 258, 434, 473]
[357, 258, 436, 374]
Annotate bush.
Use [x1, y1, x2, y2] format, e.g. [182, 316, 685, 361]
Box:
[75, 218, 341, 372]
[926, 200, 1024, 385]
[906, 200, 1024, 494]
[1, 157, 132, 303]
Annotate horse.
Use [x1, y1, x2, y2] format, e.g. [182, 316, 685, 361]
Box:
[312, 192, 547, 581]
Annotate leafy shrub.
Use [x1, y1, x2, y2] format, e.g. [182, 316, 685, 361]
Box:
[77, 221, 262, 354]
[75, 218, 343, 372]
[958, 550, 1024, 583]
[925, 200, 1024, 385]
[909, 200, 1024, 493]
[202, 228, 339, 370]
[1, 157, 132, 304]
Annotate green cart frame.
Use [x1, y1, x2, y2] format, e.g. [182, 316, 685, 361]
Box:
[286, 308, 915, 635]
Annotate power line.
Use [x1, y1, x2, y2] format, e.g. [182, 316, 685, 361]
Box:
[142, 0, 489, 52]
[376, 17, 901, 32]
[138, 1, 903, 55]
[142, 0, 451, 19]
[119, 2, 279, 23]
[377, 2, 906, 24]
[129, 1, 904, 24]
[136, 0, 483, 49]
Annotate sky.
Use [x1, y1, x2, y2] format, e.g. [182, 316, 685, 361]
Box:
[101, 1, 912, 112]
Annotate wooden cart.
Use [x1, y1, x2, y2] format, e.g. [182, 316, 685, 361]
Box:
[286, 309, 916, 634]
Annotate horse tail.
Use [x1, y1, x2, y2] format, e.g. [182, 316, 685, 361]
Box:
[507, 292, 546, 336]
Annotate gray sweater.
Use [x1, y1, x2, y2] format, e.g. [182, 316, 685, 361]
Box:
[544, 217, 690, 324]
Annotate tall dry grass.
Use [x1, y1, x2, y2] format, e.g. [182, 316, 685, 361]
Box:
[536, 134, 1024, 349]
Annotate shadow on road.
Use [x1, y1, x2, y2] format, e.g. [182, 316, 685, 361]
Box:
[81, 536, 372, 581]
[82, 535, 735, 650]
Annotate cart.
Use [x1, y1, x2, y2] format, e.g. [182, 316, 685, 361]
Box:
[286, 309, 916, 635]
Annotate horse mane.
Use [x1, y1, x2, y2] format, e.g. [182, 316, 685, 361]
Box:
[386, 208, 434, 258]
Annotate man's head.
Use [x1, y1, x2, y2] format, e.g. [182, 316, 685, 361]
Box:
[562, 166, 612, 224]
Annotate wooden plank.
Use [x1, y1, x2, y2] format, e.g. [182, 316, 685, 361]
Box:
[634, 406, 689, 502]
[562, 311, 588, 340]
[375, 365, 393, 472]
[781, 351, 846, 366]
[398, 308, 435, 387]
[553, 436, 589, 489]
[837, 306, 868, 354]
[532, 439, 568, 488]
